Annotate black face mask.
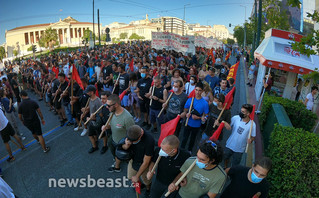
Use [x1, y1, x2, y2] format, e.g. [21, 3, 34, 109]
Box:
[239, 112, 246, 119]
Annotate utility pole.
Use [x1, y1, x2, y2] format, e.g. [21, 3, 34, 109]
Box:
[256, 0, 262, 47]
[183, 4, 190, 36]
[93, 0, 95, 48]
[98, 9, 101, 46]
[251, 0, 257, 63]
[240, 5, 247, 49]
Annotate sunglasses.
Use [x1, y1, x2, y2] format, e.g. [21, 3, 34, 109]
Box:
[106, 103, 115, 108]
[206, 140, 217, 151]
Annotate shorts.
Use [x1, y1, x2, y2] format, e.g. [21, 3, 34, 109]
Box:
[87, 121, 105, 138]
[108, 135, 117, 157]
[224, 147, 243, 166]
[24, 120, 42, 136]
[54, 98, 62, 109]
[0, 123, 15, 143]
[121, 95, 129, 107]
[248, 73, 254, 80]
[128, 93, 139, 107]
[138, 98, 150, 113]
[149, 108, 163, 124]
[127, 160, 151, 186]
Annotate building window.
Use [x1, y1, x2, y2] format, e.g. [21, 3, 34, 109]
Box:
[30, 32, 34, 44]
[75, 28, 77, 38]
[70, 28, 73, 38]
[24, 33, 29, 45]
[79, 29, 82, 37]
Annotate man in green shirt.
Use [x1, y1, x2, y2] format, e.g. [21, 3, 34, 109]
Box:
[101, 94, 135, 172]
[168, 141, 226, 198]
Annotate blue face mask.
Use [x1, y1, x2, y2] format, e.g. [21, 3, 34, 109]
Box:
[159, 149, 168, 157]
[196, 159, 207, 169]
[251, 169, 264, 183]
[213, 101, 218, 107]
[141, 73, 146, 78]
[132, 139, 141, 145]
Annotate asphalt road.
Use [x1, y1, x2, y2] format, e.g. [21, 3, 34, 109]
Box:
[0, 56, 248, 198]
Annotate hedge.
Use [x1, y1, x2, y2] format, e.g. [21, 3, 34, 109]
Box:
[260, 94, 317, 131]
[267, 125, 319, 197]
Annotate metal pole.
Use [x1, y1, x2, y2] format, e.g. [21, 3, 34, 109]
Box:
[256, 67, 271, 114]
[256, 0, 262, 47]
[98, 9, 101, 46]
[93, 0, 95, 48]
[183, 5, 185, 36]
[251, 0, 257, 63]
[244, 23, 247, 49]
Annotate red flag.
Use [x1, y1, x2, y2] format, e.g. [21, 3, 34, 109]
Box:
[52, 67, 59, 79]
[225, 51, 231, 61]
[151, 72, 159, 86]
[212, 52, 216, 66]
[188, 89, 195, 98]
[158, 115, 181, 147]
[169, 89, 174, 93]
[129, 58, 134, 72]
[94, 83, 99, 96]
[135, 181, 141, 194]
[226, 62, 240, 83]
[224, 87, 236, 110]
[249, 105, 256, 120]
[119, 90, 127, 101]
[72, 65, 84, 90]
[209, 122, 225, 141]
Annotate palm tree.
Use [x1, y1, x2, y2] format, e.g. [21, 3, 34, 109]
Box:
[39, 27, 58, 50]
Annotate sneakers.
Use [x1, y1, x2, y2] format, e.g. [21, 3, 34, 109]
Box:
[108, 166, 121, 173]
[100, 146, 108, 154]
[141, 122, 148, 127]
[81, 128, 88, 136]
[66, 122, 74, 126]
[60, 119, 67, 126]
[88, 147, 99, 154]
[145, 124, 152, 131]
[135, 118, 141, 123]
[20, 136, 26, 141]
[43, 147, 50, 153]
[21, 147, 27, 151]
[7, 156, 15, 162]
[74, 125, 83, 131]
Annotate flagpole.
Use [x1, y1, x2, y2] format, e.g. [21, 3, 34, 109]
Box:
[164, 159, 197, 197]
[256, 67, 271, 114]
[79, 99, 90, 127]
[112, 74, 121, 94]
[213, 103, 227, 128]
[99, 113, 114, 139]
[71, 78, 74, 113]
[84, 104, 105, 125]
[149, 85, 155, 106]
[158, 92, 173, 118]
[151, 156, 162, 173]
[58, 84, 70, 102]
[52, 84, 62, 103]
[185, 97, 195, 127]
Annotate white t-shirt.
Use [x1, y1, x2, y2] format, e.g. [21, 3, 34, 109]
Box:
[306, 93, 314, 110]
[226, 115, 256, 153]
[95, 66, 101, 81]
[0, 177, 15, 198]
[185, 82, 195, 95]
[63, 64, 69, 75]
[0, 109, 9, 131]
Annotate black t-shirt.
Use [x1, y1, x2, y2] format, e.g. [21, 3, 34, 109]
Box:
[137, 77, 152, 100]
[220, 166, 269, 198]
[152, 147, 190, 185]
[119, 73, 129, 94]
[10, 78, 19, 95]
[204, 104, 231, 140]
[131, 132, 155, 171]
[60, 81, 70, 104]
[102, 66, 113, 81]
[150, 86, 164, 110]
[18, 98, 40, 123]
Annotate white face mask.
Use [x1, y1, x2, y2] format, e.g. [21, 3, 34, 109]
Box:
[190, 80, 194, 84]
[159, 148, 173, 157]
[173, 87, 178, 93]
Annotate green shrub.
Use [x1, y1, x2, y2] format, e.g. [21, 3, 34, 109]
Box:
[267, 124, 319, 197]
[260, 94, 317, 131]
[27, 46, 33, 51]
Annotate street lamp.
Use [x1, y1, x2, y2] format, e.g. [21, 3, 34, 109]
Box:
[183, 4, 190, 36]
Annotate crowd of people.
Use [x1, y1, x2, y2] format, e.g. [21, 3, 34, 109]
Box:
[0, 41, 272, 197]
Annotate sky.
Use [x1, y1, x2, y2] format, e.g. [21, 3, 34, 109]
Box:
[0, 0, 254, 45]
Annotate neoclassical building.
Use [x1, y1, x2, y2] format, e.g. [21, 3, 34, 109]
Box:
[5, 16, 100, 58]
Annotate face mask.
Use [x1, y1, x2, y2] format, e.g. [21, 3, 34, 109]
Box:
[239, 112, 246, 119]
[141, 73, 146, 78]
[251, 170, 264, 183]
[151, 62, 154, 66]
[196, 159, 207, 169]
[173, 87, 178, 92]
[159, 149, 169, 157]
[213, 101, 218, 107]
[190, 80, 194, 84]
[132, 138, 141, 145]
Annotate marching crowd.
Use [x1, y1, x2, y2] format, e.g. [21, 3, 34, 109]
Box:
[0, 41, 272, 198]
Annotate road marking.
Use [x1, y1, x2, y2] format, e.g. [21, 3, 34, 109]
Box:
[0, 124, 63, 164]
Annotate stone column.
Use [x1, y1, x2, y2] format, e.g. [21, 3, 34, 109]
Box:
[62, 28, 65, 44]
[28, 32, 31, 45]
[67, 27, 70, 44]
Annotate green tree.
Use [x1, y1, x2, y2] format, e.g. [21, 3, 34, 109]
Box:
[13, 50, 18, 57]
[227, 38, 235, 45]
[27, 46, 33, 51]
[129, 33, 145, 40]
[194, 33, 199, 37]
[233, 26, 245, 46]
[119, 33, 128, 40]
[221, 39, 227, 44]
[38, 27, 58, 49]
[0, 46, 5, 61]
[82, 29, 95, 43]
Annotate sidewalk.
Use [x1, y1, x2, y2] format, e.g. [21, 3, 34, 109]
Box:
[241, 58, 264, 163]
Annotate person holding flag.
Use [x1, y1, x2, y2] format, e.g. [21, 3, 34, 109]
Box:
[162, 80, 188, 137]
[167, 141, 226, 198]
[213, 78, 230, 96]
[58, 73, 75, 126]
[181, 81, 209, 154]
[145, 75, 167, 133]
[147, 135, 190, 198]
[201, 93, 231, 142]
[117, 64, 130, 110]
[224, 104, 256, 168]
[52, 73, 68, 126]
